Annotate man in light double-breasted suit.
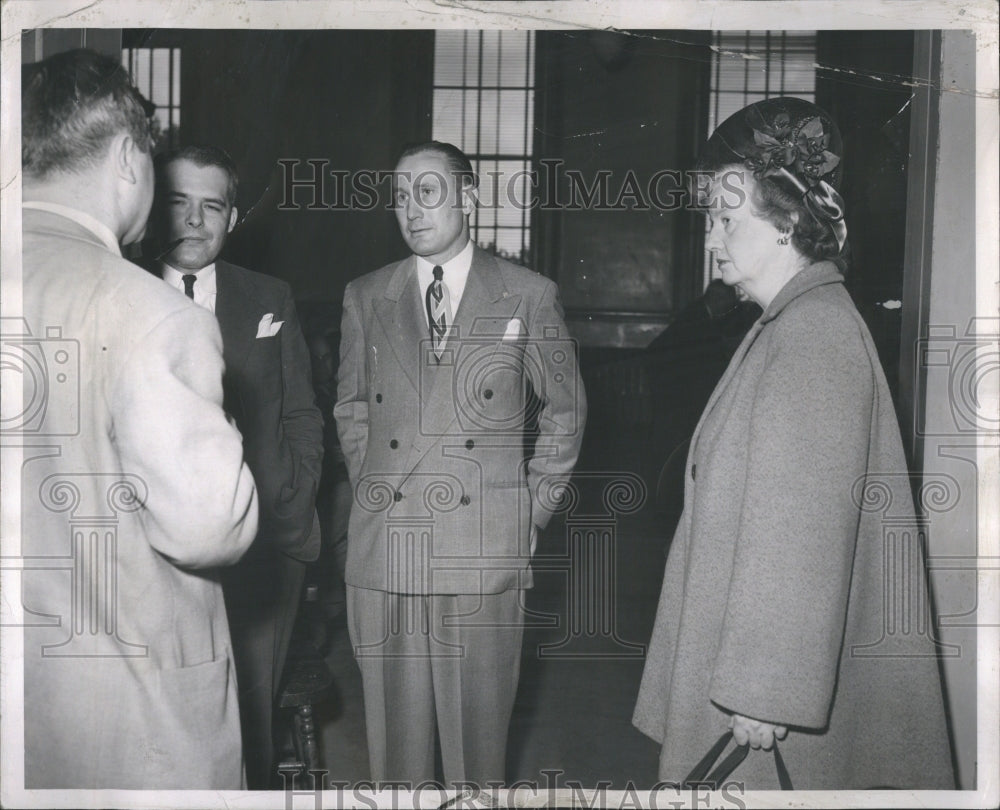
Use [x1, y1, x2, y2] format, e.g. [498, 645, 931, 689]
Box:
[149, 146, 324, 789]
[335, 141, 586, 787]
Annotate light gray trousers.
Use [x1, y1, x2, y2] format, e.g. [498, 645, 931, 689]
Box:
[347, 585, 524, 787]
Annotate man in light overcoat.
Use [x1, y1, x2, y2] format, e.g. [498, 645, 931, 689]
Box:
[18, 48, 258, 789]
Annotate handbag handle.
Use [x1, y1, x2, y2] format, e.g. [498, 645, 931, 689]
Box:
[683, 731, 793, 790]
[772, 737, 792, 790]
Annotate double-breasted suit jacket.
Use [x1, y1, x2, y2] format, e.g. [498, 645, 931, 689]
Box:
[336, 246, 586, 596]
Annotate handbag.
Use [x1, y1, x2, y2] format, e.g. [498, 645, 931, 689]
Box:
[682, 730, 793, 790]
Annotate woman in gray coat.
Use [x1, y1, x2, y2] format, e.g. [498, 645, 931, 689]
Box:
[632, 98, 954, 790]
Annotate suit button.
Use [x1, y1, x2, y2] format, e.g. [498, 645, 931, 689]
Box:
[465, 439, 475, 450]
[376, 394, 383, 403]
[460, 495, 471, 506]
[393, 490, 403, 502]
[483, 389, 493, 400]
[390, 439, 399, 449]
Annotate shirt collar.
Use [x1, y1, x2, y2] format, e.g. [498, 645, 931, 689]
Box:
[161, 261, 217, 295]
[414, 239, 474, 278]
[22, 200, 121, 256]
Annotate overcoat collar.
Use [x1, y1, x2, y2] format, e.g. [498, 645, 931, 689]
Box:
[23, 207, 109, 252]
[692, 262, 845, 452]
[758, 261, 844, 324]
[22, 203, 120, 255]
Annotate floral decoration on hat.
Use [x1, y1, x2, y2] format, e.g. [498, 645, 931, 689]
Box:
[744, 108, 840, 185]
[702, 97, 849, 254]
[725, 103, 848, 253]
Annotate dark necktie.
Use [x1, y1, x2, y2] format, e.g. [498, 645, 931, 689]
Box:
[182, 274, 197, 300]
[424, 265, 451, 360]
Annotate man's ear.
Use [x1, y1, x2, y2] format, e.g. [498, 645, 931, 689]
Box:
[460, 184, 478, 217]
[227, 206, 238, 233]
[112, 133, 140, 184]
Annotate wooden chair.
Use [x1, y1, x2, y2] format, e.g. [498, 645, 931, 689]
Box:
[276, 587, 336, 779]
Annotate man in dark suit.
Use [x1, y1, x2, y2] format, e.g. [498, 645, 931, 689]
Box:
[334, 141, 586, 787]
[149, 146, 324, 788]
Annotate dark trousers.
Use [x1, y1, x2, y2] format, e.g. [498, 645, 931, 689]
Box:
[223, 550, 306, 789]
[314, 476, 352, 618]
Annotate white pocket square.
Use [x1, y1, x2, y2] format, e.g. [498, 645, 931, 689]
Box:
[502, 318, 524, 341]
[256, 313, 284, 338]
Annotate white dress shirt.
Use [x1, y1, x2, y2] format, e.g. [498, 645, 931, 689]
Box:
[162, 262, 218, 313]
[415, 239, 474, 347]
[22, 201, 121, 256]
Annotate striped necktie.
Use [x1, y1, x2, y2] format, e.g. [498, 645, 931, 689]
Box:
[425, 265, 452, 360]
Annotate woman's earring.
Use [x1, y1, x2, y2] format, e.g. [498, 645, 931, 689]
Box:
[777, 230, 791, 246]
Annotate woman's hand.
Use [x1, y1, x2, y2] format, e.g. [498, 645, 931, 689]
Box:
[728, 713, 788, 750]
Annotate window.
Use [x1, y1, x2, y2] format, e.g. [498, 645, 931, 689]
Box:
[705, 31, 817, 286]
[432, 31, 535, 266]
[122, 47, 181, 150]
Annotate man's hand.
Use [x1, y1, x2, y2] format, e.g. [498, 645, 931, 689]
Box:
[729, 713, 788, 750]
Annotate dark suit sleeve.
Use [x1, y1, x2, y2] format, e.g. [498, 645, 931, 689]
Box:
[250, 284, 324, 561]
[524, 278, 587, 529]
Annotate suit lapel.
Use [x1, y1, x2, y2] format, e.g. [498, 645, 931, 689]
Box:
[404, 247, 521, 472]
[373, 257, 424, 393]
[415, 250, 492, 427]
[447, 247, 509, 348]
[214, 262, 263, 372]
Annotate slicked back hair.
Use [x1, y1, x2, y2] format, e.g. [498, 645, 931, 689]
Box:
[397, 140, 478, 192]
[155, 145, 239, 209]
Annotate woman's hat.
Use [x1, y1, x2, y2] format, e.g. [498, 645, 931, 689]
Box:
[701, 97, 847, 252]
